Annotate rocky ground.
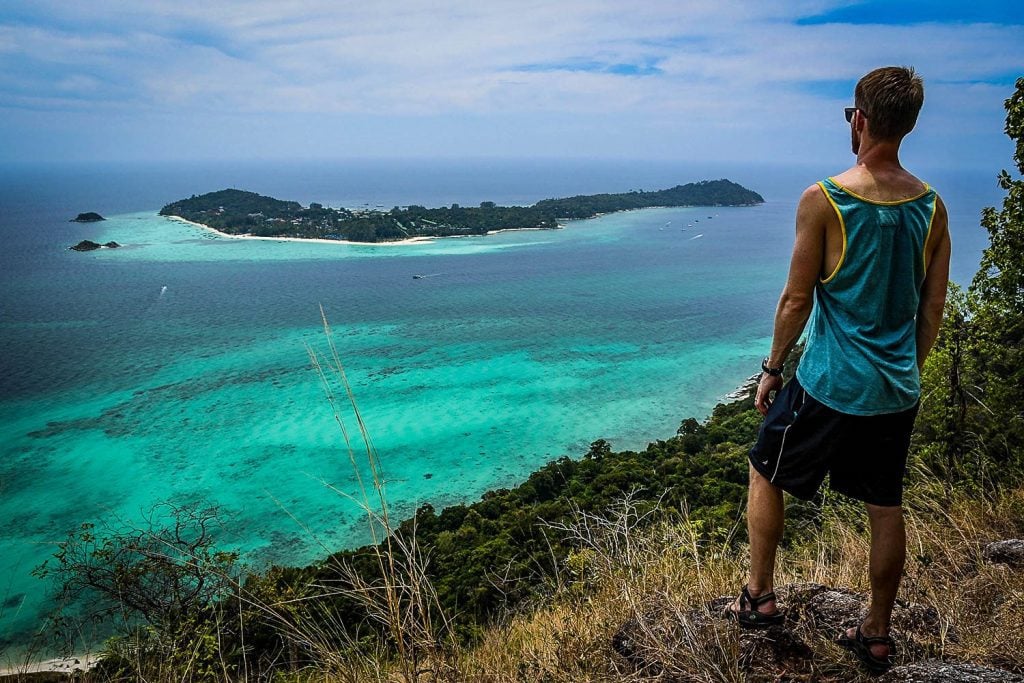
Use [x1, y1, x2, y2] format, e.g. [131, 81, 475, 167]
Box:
[611, 539, 1024, 682]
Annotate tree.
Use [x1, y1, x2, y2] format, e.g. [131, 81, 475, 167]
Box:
[967, 77, 1024, 474]
[918, 78, 1024, 483]
[34, 503, 240, 642]
[915, 283, 974, 475]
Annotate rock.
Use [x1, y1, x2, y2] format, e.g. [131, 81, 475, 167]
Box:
[610, 615, 653, 672]
[70, 240, 120, 252]
[879, 660, 1024, 682]
[794, 584, 865, 632]
[736, 623, 814, 675]
[782, 582, 948, 651]
[71, 212, 105, 222]
[983, 539, 1024, 568]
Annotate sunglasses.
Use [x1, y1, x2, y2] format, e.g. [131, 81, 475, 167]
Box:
[844, 107, 861, 123]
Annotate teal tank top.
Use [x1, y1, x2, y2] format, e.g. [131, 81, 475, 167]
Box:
[796, 177, 939, 416]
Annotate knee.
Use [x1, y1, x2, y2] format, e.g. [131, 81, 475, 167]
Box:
[749, 464, 783, 495]
[865, 503, 903, 521]
[865, 504, 905, 536]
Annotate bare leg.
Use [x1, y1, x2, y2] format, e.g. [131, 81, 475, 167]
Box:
[741, 464, 785, 612]
[846, 503, 905, 659]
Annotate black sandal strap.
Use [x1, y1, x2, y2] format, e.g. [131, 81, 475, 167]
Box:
[857, 627, 894, 646]
[742, 585, 776, 608]
[741, 585, 770, 606]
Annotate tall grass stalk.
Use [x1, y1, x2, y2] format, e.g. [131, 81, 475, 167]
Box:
[303, 306, 456, 681]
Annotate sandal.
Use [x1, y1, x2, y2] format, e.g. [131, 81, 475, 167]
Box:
[723, 585, 785, 629]
[836, 625, 895, 673]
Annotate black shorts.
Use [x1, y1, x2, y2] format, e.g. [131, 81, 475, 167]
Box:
[748, 375, 919, 507]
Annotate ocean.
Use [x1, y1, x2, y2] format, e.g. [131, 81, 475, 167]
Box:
[0, 158, 1001, 654]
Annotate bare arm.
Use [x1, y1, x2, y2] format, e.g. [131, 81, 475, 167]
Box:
[755, 185, 829, 415]
[916, 196, 950, 371]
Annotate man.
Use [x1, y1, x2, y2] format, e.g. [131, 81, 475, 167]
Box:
[726, 66, 951, 673]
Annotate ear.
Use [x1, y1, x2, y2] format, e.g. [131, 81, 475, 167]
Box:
[854, 110, 868, 133]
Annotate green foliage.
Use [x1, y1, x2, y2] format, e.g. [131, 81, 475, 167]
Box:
[92, 610, 245, 682]
[914, 284, 976, 476]
[969, 79, 1024, 470]
[159, 189, 305, 231]
[915, 78, 1024, 483]
[533, 179, 764, 218]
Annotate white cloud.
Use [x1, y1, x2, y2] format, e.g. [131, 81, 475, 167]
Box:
[0, 1, 1019, 164]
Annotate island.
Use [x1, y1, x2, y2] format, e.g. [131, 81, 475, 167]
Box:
[71, 212, 105, 222]
[159, 180, 764, 243]
[70, 240, 120, 251]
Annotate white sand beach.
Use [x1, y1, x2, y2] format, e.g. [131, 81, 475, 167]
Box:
[0, 653, 99, 677]
[166, 215, 444, 246]
[166, 215, 559, 246]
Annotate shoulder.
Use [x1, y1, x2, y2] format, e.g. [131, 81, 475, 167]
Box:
[800, 182, 825, 199]
[798, 182, 829, 205]
[797, 183, 835, 220]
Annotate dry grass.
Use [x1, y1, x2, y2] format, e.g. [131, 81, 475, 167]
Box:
[12, 473, 1024, 682]
[453, 483, 1024, 682]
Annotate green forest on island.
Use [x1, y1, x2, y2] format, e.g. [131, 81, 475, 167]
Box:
[158, 180, 765, 243]
[24, 80, 1024, 680]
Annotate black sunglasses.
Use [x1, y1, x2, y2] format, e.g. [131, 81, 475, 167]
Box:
[844, 107, 860, 123]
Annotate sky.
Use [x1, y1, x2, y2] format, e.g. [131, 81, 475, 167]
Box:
[0, 1, 1021, 168]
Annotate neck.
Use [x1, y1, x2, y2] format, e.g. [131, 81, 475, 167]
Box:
[855, 136, 903, 171]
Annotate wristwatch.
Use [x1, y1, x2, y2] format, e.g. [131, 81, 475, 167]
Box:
[761, 357, 783, 377]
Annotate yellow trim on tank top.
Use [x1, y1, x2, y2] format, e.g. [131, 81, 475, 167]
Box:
[827, 177, 932, 205]
[818, 181, 846, 284]
[923, 194, 938, 272]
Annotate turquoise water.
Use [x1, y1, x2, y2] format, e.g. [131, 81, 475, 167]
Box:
[0, 160, 999, 654]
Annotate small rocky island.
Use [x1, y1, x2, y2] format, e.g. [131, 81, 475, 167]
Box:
[71, 212, 105, 222]
[160, 180, 765, 243]
[70, 240, 120, 252]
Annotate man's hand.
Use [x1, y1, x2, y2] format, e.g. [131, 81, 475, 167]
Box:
[755, 373, 783, 415]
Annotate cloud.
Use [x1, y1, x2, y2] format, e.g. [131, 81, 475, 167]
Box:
[0, 1, 1019, 164]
